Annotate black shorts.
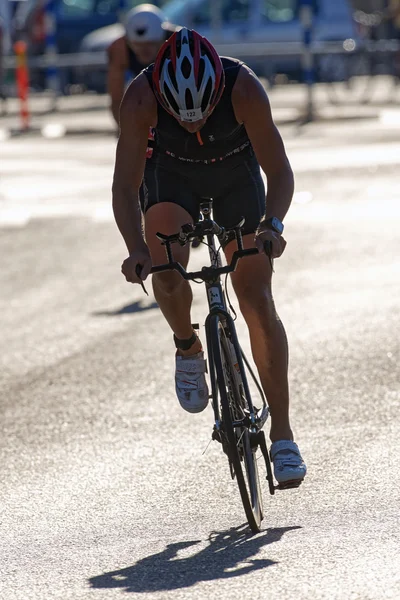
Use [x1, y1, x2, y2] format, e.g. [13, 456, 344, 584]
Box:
[140, 150, 265, 243]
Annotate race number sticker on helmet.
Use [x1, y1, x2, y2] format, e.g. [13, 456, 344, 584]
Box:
[179, 108, 203, 122]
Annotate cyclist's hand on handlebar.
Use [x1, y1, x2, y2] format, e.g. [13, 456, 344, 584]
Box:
[255, 228, 287, 259]
[121, 248, 152, 284]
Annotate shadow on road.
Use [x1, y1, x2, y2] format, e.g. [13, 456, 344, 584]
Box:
[89, 524, 301, 593]
[92, 300, 158, 317]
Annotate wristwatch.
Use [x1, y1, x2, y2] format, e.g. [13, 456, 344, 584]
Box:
[260, 217, 284, 235]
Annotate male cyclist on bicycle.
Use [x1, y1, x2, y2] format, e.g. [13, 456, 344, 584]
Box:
[112, 28, 307, 486]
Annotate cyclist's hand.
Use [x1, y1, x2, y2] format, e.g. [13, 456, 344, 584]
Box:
[255, 228, 287, 259]
[121, 248, 152, 284]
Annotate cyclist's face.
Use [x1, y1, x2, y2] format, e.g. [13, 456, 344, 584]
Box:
[128, 40, 163, 65]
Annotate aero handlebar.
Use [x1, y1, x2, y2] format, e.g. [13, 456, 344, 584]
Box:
[149, 217, 271, 283]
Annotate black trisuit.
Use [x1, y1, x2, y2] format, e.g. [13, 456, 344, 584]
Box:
[140, 57, 266, 242]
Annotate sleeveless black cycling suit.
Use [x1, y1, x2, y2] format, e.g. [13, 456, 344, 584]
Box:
[140, 57, 265, 241]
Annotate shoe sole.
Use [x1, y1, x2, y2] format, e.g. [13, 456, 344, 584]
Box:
[179, 401, 209, 414]
[276, 478, 304, 490]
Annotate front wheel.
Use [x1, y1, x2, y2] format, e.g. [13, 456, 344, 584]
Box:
[211, 315, 263, 532]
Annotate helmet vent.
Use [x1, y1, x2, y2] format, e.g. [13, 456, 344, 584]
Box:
[197, 58, 205, 89]
[167, 61, 178, 92]
[181, 56, 192, 79]
[185, 89, 194, 110]
[201, 78, 212, 112]
[163, 84, 179, 114]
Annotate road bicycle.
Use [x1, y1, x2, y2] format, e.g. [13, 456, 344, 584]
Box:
[147, 199, 300, 532]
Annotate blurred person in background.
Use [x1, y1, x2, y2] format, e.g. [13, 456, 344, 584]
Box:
[108, 3, 178, 127]
[12, 0, 46, 51]
[0, 16, 4, 102]
[11, 0, 47, 90]
[388, 0, 400, 79]
[0, 0, 12, 103]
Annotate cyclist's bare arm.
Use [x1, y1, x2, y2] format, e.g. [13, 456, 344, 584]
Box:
[112, 73, 157, 279]
[107, 38, 129, 126]
[387, 0, 400, 19]
[232, 66, 294, 224]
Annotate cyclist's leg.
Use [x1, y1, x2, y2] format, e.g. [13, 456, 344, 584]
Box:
[214, 157, 292, 443]
[140, 159, 201, 356]
[145, 203, 202, 356]
[226, 234, 292, 443]
[141, 160, 209, 412]
[215, 158, 306, 481]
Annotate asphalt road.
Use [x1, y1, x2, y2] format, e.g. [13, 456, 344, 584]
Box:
[1, 107, 400, 600]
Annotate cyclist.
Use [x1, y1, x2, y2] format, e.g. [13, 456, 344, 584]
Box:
[0, 17, 4, 103]
[388, 0, 400, 79]
[107, 3, 178, 127]
[112, 28, 307, 486]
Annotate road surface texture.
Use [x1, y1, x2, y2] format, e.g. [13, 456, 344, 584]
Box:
[1, 87, 399, 600]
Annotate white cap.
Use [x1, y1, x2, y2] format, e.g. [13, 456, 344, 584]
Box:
[125, 4, 167, 43]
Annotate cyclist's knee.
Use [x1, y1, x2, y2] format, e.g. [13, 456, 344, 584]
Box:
[235, 281, 276, 320]
[153, 270, 185, 297]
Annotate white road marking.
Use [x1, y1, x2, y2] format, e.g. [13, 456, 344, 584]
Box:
[0, 128, 11, 142]
[0, 140, 114, 226]
[291, 142, 400, 173]
[41, 123, 67, 139]
[1, 128, 398, 228]
[294, 191, 313, 204]
[0, 206, 31, 226]
[287, 195, 400, 223]
[0, 201, 113, 227]
[379, 109, 400, 127]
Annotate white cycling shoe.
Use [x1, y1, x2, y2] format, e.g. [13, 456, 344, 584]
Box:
[270, 440, 307, 486]
[175, 352, 209, 413]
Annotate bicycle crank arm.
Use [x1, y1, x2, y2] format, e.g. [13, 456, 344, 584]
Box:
[253, 430, 275, 496]
[255, 405, 269, 430]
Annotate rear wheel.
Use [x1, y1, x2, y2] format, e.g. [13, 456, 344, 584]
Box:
[211, 315, 263, 532]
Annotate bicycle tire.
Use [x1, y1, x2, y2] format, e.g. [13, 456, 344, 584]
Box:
[210, 314, 263, 532]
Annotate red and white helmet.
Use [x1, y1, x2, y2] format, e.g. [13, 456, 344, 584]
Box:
[153, 28, 225, 123]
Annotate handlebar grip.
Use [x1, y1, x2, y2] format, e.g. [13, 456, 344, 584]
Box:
[135, 264, 149, 295]
[155, 231, 170, 242]
[263, 240, 272, 257]
[263, 241, 274, 272]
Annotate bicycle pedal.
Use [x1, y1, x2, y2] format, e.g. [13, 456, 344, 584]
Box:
[212, 428, 222, 443]
[276, 479, 303, 491]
